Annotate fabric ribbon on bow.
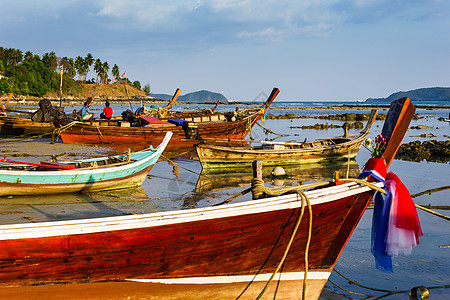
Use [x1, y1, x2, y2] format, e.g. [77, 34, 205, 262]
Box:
[259, 107, 267, 122]
[358, 158, 423, 272]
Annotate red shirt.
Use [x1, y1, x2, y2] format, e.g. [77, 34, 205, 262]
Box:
[103, 106, 113, 118]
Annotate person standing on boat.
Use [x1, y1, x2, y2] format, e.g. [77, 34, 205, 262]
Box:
[80, 98, 94, 121]
[100, 101, 113, 120]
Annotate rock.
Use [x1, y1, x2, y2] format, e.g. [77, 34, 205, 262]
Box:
[397, 140, 450, 163]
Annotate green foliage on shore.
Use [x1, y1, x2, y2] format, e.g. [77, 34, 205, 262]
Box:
[366, 87, 450, 102]
[0, 47, 144, 97]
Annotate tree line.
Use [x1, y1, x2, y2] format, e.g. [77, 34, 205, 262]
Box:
[0, 47, 149, 97]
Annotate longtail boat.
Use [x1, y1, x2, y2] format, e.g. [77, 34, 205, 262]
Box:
[0, 132, 172, 196]
[54, 88, 280, 150]
[0, 115, 55, 136]
[0, 98, 415, 299]
[196, 109, 377, 170]
[0, 98, 65, 137]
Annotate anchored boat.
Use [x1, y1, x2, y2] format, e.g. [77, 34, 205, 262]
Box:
[196, 109, 377, 170]
[54, 88, 280, 151]
[0, 98, 415, 299]
[0, 132, 172, 196]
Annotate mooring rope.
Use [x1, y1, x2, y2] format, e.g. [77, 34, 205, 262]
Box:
[255, 188, 312, 300]
[341, 178, 387, 194]
[331, 268, 447, 299]
[414, 204, 450, 221]
[256, 121, 288, 137]
[51, 121, 84, 143]
[160, 153, 206, 177]
[250, 177, 329, 200]
[249, 175, 403, 299]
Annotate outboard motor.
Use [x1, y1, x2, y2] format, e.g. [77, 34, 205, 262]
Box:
[31, 99, 65, 122]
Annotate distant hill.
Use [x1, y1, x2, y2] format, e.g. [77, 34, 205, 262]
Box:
[366, 87, 450, 103]
[151, 90, 228, 103]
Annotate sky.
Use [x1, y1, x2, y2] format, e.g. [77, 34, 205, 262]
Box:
[1, 0, 450, 101]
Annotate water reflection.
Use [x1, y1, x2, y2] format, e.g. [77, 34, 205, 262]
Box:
[196, 160, 360, 194]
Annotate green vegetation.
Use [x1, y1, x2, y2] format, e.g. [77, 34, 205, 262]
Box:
[0, 47, 144, 97]
[366, 87, 450, 103]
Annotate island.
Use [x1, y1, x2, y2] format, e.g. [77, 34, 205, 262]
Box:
[150, 90, 228, 103]
[366, 87, 450, 103]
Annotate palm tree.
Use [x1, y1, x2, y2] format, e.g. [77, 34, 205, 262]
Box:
[42, 51, 58, 70]
[94, 59, 102, 83]
[84, 53, 94, 82]
[102, 61, 109, 84]
[24, 51, 34, 62]
[111, 64, 120, 83]
[11, 48, 23, 66]
[66, 58, 76, 79]
[74, 56, 84, 81]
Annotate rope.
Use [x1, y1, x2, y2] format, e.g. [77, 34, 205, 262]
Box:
[349, 180, 450, 221]
[415, 204, 450, 221]
[248, 175, 398, 299]
[251, 177, 330, 199]
[93, 124, 108, 142]
[256, 121, 288, 137]
[327, 279, 374, 297]
[331, 268, 447, 299]
[160, 154, 206, 177]
[51, 121, 84, 143]
[247, 178, 337, 299]
[256, 190, 312, 300]
[341, 178, 387, 194]
[411, 185, 450, 198]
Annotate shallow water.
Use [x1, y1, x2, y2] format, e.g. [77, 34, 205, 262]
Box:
[0, 103, 449, 299]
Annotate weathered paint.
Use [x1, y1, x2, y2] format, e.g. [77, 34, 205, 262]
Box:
[0, 116, 55, 136]
[196, 110, 377, 169]
[0, 181, 381, 300]
[56, 110, 263, 150]
[0, 132, 172, 196]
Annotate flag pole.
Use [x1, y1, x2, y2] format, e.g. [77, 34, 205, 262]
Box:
[59, 65, 63, 107]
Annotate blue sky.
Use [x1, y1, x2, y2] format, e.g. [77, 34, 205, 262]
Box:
[1, 0, 449, 101]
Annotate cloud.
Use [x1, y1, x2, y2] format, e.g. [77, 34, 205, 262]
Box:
[2, 0, 449, 55]
[90, 0, 449, 47]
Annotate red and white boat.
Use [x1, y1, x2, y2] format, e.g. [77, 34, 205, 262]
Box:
[0, 98, 415, 299]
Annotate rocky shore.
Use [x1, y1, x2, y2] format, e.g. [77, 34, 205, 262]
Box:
[397, 140, 450, 163]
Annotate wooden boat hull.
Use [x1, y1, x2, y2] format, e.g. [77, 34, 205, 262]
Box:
[0, 132, 172, 196]
[0, 116, 54, 136]
[197, 136, 365, 169]
[196, 110, 376, 169]
[0, 181, 379, 299]
[55, 110, 262, 150]
[0, 98, 415, 299]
